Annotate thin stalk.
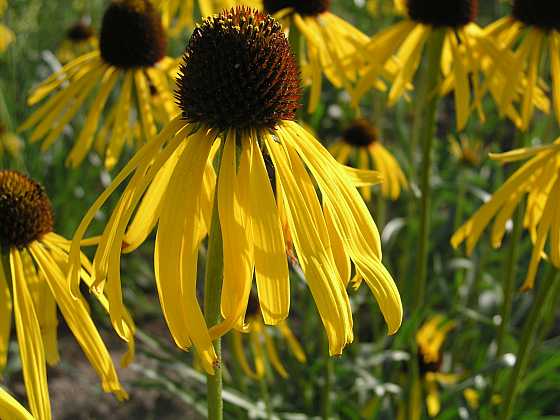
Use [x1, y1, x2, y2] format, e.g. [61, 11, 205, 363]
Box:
[259, 375, 273, 420]
[204, 146, 225, 420]
[411, 28, 446, 313]
[495, 206, 524, 359]
[499, 267, 558, 420]
[452, 169, 467, 294]
[321, 334, 333, 420]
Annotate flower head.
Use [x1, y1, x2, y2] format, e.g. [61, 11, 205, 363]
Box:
[57, 20, 97, 64]
[0, 170, 133, 420]
[416, 315, 458, 417]
[69, 7, 402, 375]
[20, 0, 178, 169]
[176, 8, 301, 130]
[406, 0, 478, 28]
[100, 0, 166, 69]
[258, 0, 371, 112]
[452, 140, 560, 290]
[512, 0, 560, 31]
[330, 119, 407, 201]
[0, 171, 53, 250]
[351, 0, 485, 130]
[480, 0, 560, 130]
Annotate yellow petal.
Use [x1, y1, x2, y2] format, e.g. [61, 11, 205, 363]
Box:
[0, 387, 34, 420]
[155, 130, 217, 373]
[266, 134, 353, 355]
[0, 257, 12, 372]
[29, 242, 128, 400]
[212, 132, 254, 337]
[249, 134, 289, 325]
[10, 249, 51, 420]
[282, 122, 402, 335]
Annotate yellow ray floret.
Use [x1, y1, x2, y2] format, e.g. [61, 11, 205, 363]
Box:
[0, 387, 34, 420]
[0, 232, 132, 420]
[19, 52, 179, 169]
[351, 20, 487, 131]
[452, 140, 560, 290]
[68, 118, 403, 374]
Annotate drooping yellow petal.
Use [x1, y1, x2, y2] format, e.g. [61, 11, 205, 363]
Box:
[452, 150, 553, 254]
[29, 242, 128, 400]
[66, 67, 119, 167]
[278, 321, 306, 363]
[0, 387, 34, 420]
[232, 331, 260, 380]
[262, 324, 289, 378]
[123, 142, 186, 253]
[213, 132, 254, 337]
[522, 178, 559, 290]
[21, 251, 59, 366]
[266, 134, 353, 355]
[10, 249, 51, 420]
[106, 70, 133, 169]
[389, 24, 431, 106]
[282, 122, 402, 335]
[0, 257, 12, 372]
[324, 201, 351, 286]
[68, 117, 184, 299]
[249, 133, 289, 325]
[155, 129, 217, 373]
[550, 33, 560, 124]
[134, 69, 157, 141]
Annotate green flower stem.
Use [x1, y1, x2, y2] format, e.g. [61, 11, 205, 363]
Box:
[321, 334, 333, 420]
[411, 28, 446, 313]
[204, 146, 225, 420]
[500, 266, 558, 420]
[259, 375, 273, 420]
[495, 206, 524, 360]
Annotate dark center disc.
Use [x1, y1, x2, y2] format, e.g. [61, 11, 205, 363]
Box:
[342, 119, 379, 148]
[0, 170, 54, 250]
[513, 0, 560, 31]
[100, 0, 166, 69]
[406, 0, 478, 28]
[67, 20, 95, 42]
[263, 0, 330, 17]
[176, 7, 301, 131]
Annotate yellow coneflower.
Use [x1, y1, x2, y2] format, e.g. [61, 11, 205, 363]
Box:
[256, 0, 374, 112]
[351, 0, 485, 131]
[0, 387, 33, 420]
[0, 170, 133, 420]
[154, 0, 234, 35]
[480, 0, 560, 130]
[19, 0, 179, 169]
[416, 315, 458, 418]
[232, 294, 306, 379]
[57, 19, 98, 64]
[0, 0, 14, 52]
[452, 139, 560, 290]
[68, 7, 403, 374]
[330, 118, 407, 201]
